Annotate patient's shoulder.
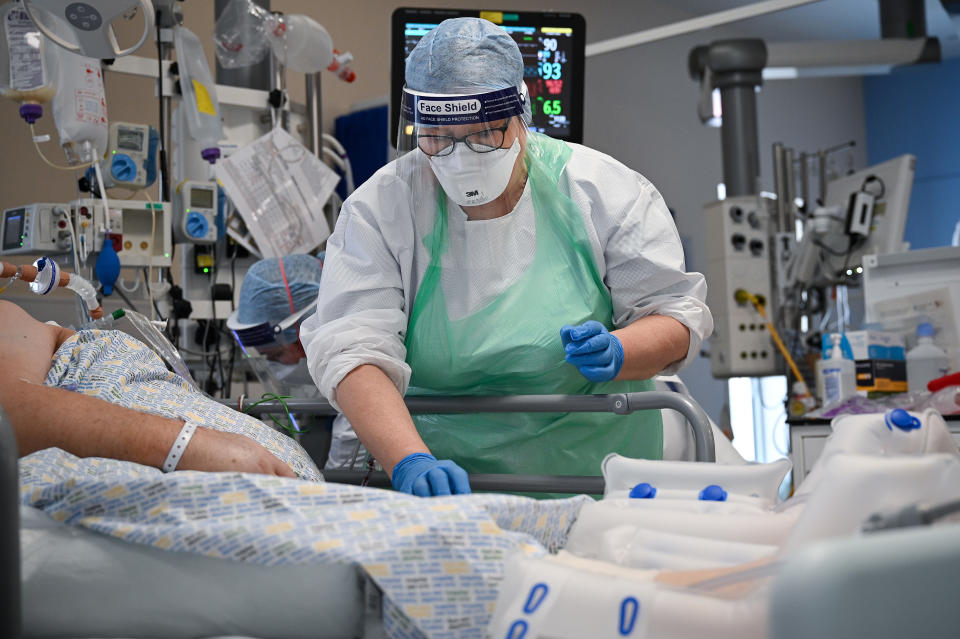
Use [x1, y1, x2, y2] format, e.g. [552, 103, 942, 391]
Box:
[0, 301, 66, 383]
[0, 299, 30, 321]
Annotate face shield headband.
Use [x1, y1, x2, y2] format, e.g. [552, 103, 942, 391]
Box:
[228, 300, 318, 354]
[400, 85, 527, 128]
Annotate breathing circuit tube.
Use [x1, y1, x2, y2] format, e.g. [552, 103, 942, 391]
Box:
[1, 258, 103, 319]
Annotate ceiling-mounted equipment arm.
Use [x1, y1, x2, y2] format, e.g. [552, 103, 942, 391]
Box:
[689, 39, 767, 198]
[22, 0, 155, 60]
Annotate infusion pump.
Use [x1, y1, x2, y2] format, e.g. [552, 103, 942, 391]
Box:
[174, 180, 218, 244]
[96, 122, 159, 190]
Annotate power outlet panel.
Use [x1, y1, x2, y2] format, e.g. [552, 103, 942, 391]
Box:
[705, 197, 778, 377]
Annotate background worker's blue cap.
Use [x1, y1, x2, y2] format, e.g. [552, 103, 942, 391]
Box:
[228, 254, 323, 346]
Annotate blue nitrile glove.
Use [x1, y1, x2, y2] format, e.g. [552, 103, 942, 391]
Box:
[391, 453, 472, 497]
[561, 320, 625, 382]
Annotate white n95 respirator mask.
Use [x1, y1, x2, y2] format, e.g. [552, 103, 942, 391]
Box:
[428, 137, 522, 207]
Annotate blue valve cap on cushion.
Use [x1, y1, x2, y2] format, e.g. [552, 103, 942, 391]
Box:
[885, 409, 922, 432]
[699, 484, 728, 501]
[629, 482, 657, 499]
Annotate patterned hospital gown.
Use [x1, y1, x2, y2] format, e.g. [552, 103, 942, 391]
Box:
[42, 329, 323, 481]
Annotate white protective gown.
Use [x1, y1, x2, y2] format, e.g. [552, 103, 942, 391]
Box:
[300, 142, 713, 468]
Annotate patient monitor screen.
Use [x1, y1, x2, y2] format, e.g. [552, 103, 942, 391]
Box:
[391, 8, 585, 146]
[2, 208, 25, 251]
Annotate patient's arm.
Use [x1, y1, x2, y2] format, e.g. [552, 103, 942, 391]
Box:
[3, 379, 294, 477]
[0, 301, 294, 477]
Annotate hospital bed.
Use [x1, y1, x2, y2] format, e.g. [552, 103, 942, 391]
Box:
[6, 389, 715, 638]
[11, 388, 956, 638]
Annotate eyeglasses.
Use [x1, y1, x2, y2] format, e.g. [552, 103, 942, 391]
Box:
[417, 124, 511, 157]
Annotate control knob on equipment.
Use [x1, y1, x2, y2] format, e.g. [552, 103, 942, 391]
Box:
[185, 212, 209, 239]
[110, 154, 138, 182]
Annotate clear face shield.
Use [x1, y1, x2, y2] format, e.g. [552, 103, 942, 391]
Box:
[396, 85, 529, 208]
[226, 301, 319, 397]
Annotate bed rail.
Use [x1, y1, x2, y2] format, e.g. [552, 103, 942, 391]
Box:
[227, 391, 716, 493]
[0, 405, 22, 638]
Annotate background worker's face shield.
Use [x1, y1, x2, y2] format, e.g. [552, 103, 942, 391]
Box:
[396, 85, 530, 208]
[227, 300, 319, 397]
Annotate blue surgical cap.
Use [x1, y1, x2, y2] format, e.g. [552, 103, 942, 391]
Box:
[236, 254, 323, 327]
[406, 17, 531, 123]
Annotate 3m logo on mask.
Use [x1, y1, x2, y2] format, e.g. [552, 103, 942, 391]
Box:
[418, 99, 481, 115]
[465, 190, 480, 197]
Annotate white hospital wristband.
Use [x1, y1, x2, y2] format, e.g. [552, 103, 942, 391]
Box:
[162, 421, 199, 473]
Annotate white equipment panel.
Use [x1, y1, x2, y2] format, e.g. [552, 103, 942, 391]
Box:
[705, 196, 778, 377]
[71, 199, 172, 267]
[0, 204, 72, 256]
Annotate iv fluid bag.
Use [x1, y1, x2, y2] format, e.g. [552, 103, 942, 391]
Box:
[51, 44, 108, 165]
[0, 2, 57, 114]
[173, 25, 223, 163]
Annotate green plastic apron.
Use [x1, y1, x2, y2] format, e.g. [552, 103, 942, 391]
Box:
[404, 132, 661, 478]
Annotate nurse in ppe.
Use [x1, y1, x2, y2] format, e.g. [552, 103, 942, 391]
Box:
[300, 18, 712, 497]
[228, 254, 325, 398]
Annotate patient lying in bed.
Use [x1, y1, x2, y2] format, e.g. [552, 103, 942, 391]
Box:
[0, 300, 321, 481]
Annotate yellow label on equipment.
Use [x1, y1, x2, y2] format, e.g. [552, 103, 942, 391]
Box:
[192, 79, 216, 116]
[480, 11, 503, 23]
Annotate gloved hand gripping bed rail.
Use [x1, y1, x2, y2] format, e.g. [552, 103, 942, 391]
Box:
[236, 391, 717, 494]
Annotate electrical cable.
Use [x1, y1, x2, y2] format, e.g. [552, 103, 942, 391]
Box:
[860, 174, 886, 199]
[143, 268, 165, 321]
[155, 7, 170, 202]
[117, 270, 143, 293]
[225, 253, 239, 397]
[244, 393, 305, 437]
[210, 243, 227, 397]
[735, 289, 813, 398]
[113, 285, 142, 315]
[813, 238, 853, 258]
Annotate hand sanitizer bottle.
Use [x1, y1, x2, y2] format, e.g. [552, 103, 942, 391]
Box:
[817, 333, 857, 404]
